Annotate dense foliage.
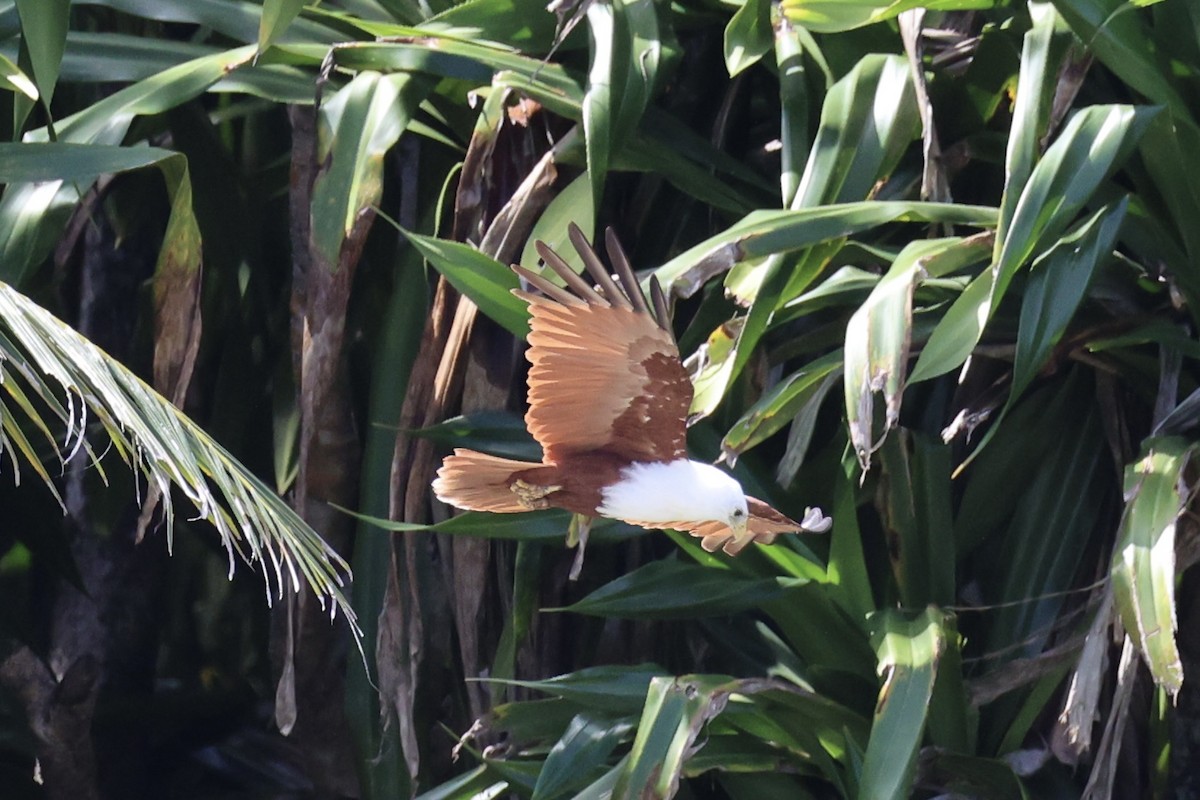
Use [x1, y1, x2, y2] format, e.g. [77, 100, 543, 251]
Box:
[0, 0, 1198, 797]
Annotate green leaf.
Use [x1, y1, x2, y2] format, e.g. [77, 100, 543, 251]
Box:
[774, 367, 841, 486]
[775, 16, 809, 207]
[998, 1, 1058, 243]
[844, 235, 990, 468]
[488, 665, 669, 712]
[615, 0, 661, 138]
[328, 38, 583, 100]
[860, 608, 948, 800]
[420, 0, 562, 47]
[997, 105, 1152, 298]
[95, 0, 342, 45]
[664, 202, 996, 419]
[1011, 199, 1127, 400]
[401, 230, 529, 337]
[555, 559, 805, 619]
[0, 142, 187, 182]
[656, 201, 997, 297]
[923, 201, 1118, 470]
[412, 411, 541, 462]
[39, 33, 314, 101]
[0, 52, 36, 100]
[0, 140, 203, 430]
[348, 506, 642, 543]
[721, 350, 842, 463]
[791, 54, 919, 210]
[877, 433, 956, 609]
[618, 131, 759, 214]
[492, 539, 541, 696]
[1138, 112, 1200, 286]
[826, 467, 874, 621]
[1112, 437, 1191, 696]
[572, 756, 628, 800]
[725, 0, 772, 77]
[311, 71, 430, 271]
[258, 0, 306, 53]
[911, 105, 1154, 383]
[583, 0, 618, 216]
[532, 714, 630, 800]
[614, 675, 737, 799]
[0, 45, 258, 287]
[14, 0, 68, 133]
[344, 248, 428, 798]
[906, 267, 993, 385]
[780, 0, 995, 33]
[519, 172, 595, 275]
[1051, 0, 1189, 118]
[962, 372, 1108, 660]
[414, 766, 502, 800]
[722, 53, 923, 306]
[918, 751, 1027, 800]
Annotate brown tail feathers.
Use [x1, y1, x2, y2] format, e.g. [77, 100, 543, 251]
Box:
[432, 449, 542, 513]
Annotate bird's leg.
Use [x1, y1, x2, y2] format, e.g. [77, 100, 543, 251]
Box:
[567, 514, 592, 581]
[510, 479, 562, 509]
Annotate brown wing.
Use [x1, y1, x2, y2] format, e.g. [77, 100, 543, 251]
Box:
[514, 225, 691, 465]
[624, 498, 831, 556]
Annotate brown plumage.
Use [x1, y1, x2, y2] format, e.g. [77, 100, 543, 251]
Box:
[432, 224, 831, 555]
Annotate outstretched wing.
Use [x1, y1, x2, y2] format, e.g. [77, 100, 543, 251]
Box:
[514, 225, 691, 465]
[631, 500, 832, 556]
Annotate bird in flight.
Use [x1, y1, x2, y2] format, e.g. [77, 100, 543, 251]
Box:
[433, 225, 830, 563]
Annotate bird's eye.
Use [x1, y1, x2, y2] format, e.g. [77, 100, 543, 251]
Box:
[733, 509, 745, 518]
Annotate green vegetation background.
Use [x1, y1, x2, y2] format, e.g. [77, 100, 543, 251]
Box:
[0, 0, 1197, 798]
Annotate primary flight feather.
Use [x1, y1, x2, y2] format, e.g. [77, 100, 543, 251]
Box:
[432, 225, 831, 555]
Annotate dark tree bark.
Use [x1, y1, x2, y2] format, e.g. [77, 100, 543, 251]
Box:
[0, 205, 169, 799]
[1170, 564, 1200, 798]
[271, 103, 361, 798]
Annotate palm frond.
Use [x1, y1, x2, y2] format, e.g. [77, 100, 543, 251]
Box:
[0, 280, 357, 633]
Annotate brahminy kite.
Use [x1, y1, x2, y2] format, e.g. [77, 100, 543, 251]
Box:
[433, 225, 831, 558]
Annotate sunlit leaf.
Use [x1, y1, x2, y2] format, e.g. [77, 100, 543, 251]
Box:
[615, 675, 734, 798]
[401, 230, 529, 337]
[780, 0, 994, 34]
[1051, 0, 1188, 117]
[0, 53, 36, 100]
[259, 0, 306, 53]
[1112, 437, 1191, 696]
[725, 0, 772, 76]
[582, 0, 616, 216]
[311, 71, 430, 271]
[998, 1, 1058, 243]
[911, 105, 1154, 383]
[722, 351, 841, 463]
[860, 608, 948, 799]
[844, 236, 990, 468]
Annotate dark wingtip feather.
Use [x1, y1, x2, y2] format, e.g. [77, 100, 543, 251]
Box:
[569, 224, 631, 309]
[605, 228, 651, 316]
[535, 240, 606, 304]
[525, 227, 671, 337]
[649, 276, 672, 334]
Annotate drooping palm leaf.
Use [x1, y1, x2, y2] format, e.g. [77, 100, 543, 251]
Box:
[0, 280, 357, 631]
